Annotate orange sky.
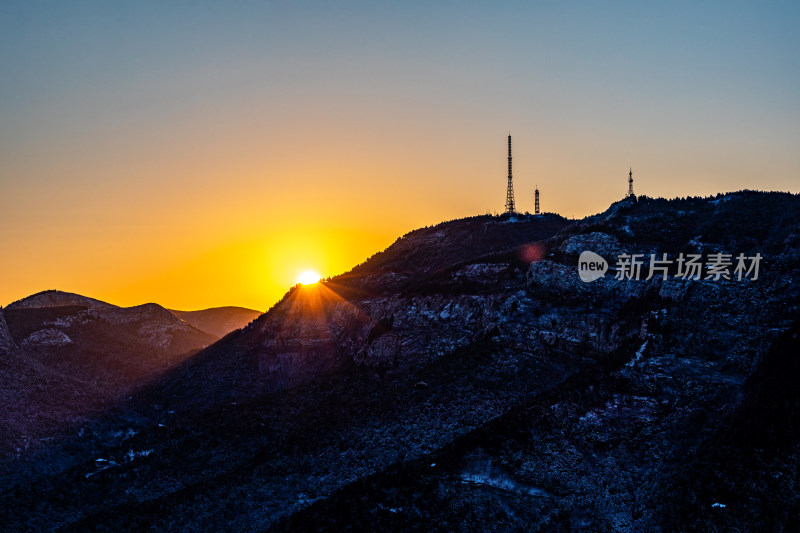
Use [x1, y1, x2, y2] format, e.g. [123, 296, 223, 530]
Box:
[1, 3, 798, 310]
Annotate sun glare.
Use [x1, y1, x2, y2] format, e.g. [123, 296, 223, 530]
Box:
[297, 270, 322, 285]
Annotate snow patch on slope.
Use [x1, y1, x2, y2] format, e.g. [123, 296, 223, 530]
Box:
[22, 328, 72, 347]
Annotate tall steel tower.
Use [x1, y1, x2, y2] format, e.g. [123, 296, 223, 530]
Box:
[505, 134, 516, 214]
[628, 168, 634, 198]
[535, 185, 540, 215]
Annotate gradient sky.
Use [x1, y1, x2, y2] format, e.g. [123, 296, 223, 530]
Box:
[1, 1, 798, 311]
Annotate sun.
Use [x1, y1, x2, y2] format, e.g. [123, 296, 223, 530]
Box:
[297, 270, 322, 285]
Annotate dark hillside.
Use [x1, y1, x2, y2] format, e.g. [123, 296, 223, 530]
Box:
[2, 192, 799, 531]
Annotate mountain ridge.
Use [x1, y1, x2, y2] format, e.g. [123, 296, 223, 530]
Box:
[7, 290, 119, 311]
[2, 190, 799, 531]
[168, 306, 262, 338]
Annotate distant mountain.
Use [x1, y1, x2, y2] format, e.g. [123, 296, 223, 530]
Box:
[169, 307, 262, 338]
[7, 290, 117, 311]
[3, 192, 800, 531]
[0, 291, 217, 454]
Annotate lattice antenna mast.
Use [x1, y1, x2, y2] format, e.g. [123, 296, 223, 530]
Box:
[505, 134, 516, 214]
[535, 185, 540, 215]
[628, 168, 634, 198]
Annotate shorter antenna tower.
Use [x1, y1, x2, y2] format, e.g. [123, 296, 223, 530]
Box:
[628, 168, 634, 198]
[534, 185, 540, 215]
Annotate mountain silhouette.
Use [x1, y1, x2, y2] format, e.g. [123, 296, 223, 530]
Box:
[168, 307, 262, 338]
[2, 192, 799, 531]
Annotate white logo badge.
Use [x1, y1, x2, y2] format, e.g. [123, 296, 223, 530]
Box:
[578, 251, 608, 283]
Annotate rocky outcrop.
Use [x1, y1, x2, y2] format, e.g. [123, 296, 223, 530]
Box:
[559, 231, 621, 257]
[21, 328, 72, 348]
